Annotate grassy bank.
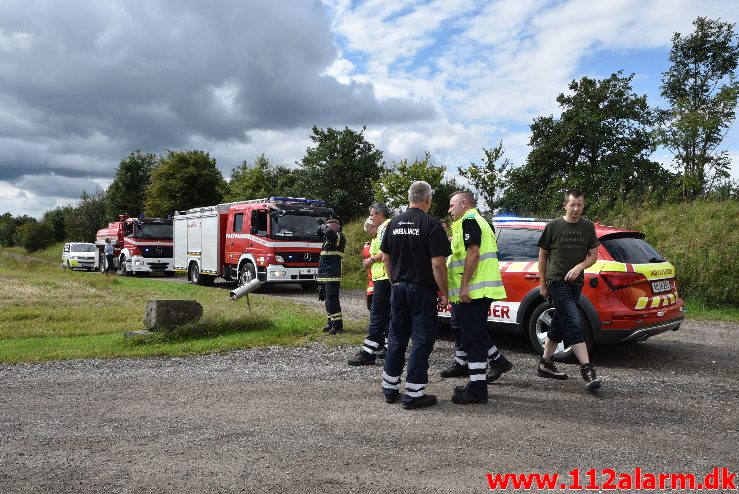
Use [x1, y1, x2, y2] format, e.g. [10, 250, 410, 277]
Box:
[0, 244, 361, 363]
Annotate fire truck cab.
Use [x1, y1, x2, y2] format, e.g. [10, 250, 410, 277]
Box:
[174, 197, 333, 290]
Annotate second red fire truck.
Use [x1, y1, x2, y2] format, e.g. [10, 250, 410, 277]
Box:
[173, 197, 334, 290]
[95, 215, 175, 276]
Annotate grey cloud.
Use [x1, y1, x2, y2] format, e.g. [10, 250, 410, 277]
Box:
[15, 174, 103, 199]
[0, 0, 434, 187]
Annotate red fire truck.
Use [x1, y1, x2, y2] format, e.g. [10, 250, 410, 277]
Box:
[173, 197, 333, 289]
[95, 215, 175, 277]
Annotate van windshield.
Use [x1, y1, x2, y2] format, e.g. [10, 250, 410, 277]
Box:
[70, 244, 96, 252]
[270, 213, 326, 240]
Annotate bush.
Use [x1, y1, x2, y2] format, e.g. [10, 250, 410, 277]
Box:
[599, 200, 738, 307]
[16, 221, 51, 253]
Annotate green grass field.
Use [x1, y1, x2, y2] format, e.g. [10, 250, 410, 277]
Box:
[0, 245, 362, 363]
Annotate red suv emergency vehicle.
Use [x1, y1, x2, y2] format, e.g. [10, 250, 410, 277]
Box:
[439, 217, 685, 360]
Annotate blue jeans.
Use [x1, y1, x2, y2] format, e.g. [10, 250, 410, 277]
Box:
[547, 280, 584, 346]
[382, 283, 439, 403]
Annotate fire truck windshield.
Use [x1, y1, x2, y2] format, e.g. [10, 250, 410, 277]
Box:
[270, 213, 326, 240]
[134, 223, 173, 240]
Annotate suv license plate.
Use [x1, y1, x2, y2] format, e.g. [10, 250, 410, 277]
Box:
[652, 280, 671, 293]
[300, 268, 315, 275]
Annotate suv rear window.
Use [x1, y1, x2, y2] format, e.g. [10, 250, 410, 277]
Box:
[600, 235, 665, 264]
[496, 228, 542, 261]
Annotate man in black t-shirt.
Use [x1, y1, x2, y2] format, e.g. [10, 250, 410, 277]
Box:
[380, 181, 451, 410]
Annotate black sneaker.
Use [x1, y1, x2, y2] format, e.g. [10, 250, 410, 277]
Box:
[537, 358, 568, 380]
[347, 350, 376, 366]
[321, 323, 332, 333]
[402, 394, 437, 410]
[487, 357, 513, 383]
[384, 393, 399, 404]
[440, 363, 468, 378]
[329, 326, 344, 335]
[451, 391, 488, 405]
[581, 363, 601, 391]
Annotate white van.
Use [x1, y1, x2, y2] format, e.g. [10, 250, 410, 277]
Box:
[62, 242, 99, 271]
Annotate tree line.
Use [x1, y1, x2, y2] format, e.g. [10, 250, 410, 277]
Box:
[1, 17, 737, 252]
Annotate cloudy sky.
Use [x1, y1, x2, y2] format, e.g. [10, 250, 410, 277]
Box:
[1, 0, 736, 218]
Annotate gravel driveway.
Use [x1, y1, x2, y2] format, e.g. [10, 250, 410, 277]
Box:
[1, 283, 737, 493]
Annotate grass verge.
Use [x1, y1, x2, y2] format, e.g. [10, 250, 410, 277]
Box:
[0, 245, 362, 364]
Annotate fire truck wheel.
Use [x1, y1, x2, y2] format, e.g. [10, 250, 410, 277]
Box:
[119, 257, 131, 276]
[191, 262, 214, 286]
[239, 263, 256, 286]
[527, 300, 592, 363]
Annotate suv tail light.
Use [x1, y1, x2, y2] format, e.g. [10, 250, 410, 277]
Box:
[600, 272, 647, 291]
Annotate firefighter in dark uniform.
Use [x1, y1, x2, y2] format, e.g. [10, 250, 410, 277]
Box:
[380, 181, 451, 409]
[317, 218, 345, 335]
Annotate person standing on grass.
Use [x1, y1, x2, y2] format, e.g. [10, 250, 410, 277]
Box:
[317, 218, 345, 335]
[536, 188, 601, 391]
[104, 238, 115, 276]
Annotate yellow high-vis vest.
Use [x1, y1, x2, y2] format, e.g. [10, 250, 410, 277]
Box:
[370, 219, 390, 281]
[447, 208, 506, 302]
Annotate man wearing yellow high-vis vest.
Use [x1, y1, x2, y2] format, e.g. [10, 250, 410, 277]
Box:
[446, 191, 511, 404]
[348, 202, 392, 366]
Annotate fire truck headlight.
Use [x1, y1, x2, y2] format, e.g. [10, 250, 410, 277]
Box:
[272, 270, 287, 278]
[275, 255, 284, 263]
[135, 260, 144, 266]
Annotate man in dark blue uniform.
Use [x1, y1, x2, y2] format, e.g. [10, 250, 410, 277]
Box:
[317, 218, 345, 335]
[380, 181, 451, 409]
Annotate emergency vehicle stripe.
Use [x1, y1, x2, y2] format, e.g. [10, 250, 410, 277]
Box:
[524, 261, 537, 272]
[625, 263, 635, 272]
[225, 233, 323, 249]
[454, 349, 468, 365]
[448, 280, 504, 297]
[320, 251, 344, 256]
[404, 382, 427, 397]
[635, 294, 678, 310]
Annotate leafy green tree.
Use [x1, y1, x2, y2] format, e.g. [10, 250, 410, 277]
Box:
[16, 220, 49, 252]
[458, 142, 512, 213]
[298, 126, 385, 220]
[0, 214, 38, 247]
[41, 205, 73, 242]
[659, 17, 739, 198]
[64, 189, 109, 242]
[376, 152, 462, 219]
[226, 154, 300, 202]
[145, 150, 226, 217]
[107, 150, 156, 220]
[499, 72, 673, 216]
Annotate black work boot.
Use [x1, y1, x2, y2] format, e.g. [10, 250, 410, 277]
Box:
[440, 362, 468, 378]
[347, 350, 376, 366]
[329, 322, 344, 335]
[580, 363, 601, 391]
[487, 356, 513, 383]
[451, 390, 488, 405]
[321, 319, 332, 332]
[537, 357, 568, 380]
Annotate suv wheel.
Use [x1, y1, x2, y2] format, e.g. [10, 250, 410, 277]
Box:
[527, 300, 592, 362]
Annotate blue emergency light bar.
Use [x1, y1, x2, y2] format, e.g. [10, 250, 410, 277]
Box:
[493, 216, 536, 222]
[269, 197, 326, 207]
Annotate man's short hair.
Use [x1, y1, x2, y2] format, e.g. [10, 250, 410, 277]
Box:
[408, 181, 433, 203]
[564, 188, 584, 204]
[326, 218, 340, 226]
[369, 202, 391, 219]
[450, 190, 476, 207]
[363, 217, 375, 233]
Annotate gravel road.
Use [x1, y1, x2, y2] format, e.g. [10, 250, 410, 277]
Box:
[1, 282, 737, 493]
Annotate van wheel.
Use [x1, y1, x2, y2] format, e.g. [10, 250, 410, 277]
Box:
[239, 263, 256, 287]
[527, 300, 592, 363]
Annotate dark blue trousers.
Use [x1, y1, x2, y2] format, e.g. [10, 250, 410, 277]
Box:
[362, 279, 390, 355]
[382, 283, 439, 404]
[457, 298, 492, 398]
